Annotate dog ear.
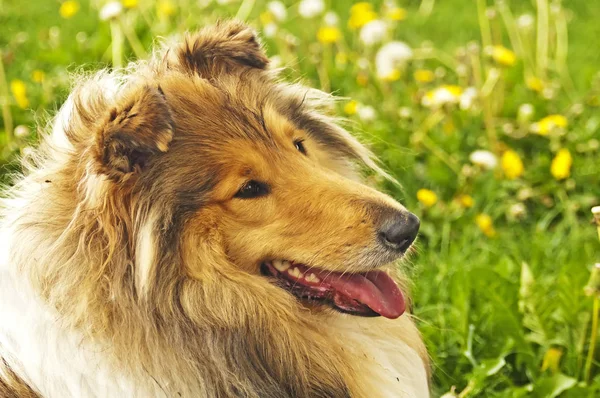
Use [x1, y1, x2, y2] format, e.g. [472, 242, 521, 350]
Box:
[94, 85, 173, 181]
[173, 20, 269, 77]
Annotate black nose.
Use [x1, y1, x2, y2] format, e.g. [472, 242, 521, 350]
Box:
[378, 212, 420, 252]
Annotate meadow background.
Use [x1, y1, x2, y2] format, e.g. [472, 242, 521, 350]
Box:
[1, 0, 599, 396]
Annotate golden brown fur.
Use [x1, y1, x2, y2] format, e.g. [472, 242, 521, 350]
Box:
[0, 21, 429, 397]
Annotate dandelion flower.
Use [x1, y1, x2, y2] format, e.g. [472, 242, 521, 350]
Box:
[422, 85, 462, 108]
[375, 41, 412, 80]
[476, 214, 496, 237]
[32, 70, 45, 83]
[417, 189, 437, 208]
[122, 0, 138, 8]
[541, 347, 563, 373]
[335, 52, 348, 68]
[550, 149, 572, 180]
[457, 194, 474, 208]
[386, 7, 407, 21]
[10, 79, 29, 109]
[100, 2, 123, 21]
[359, 20, 387, 46]
[490, 45, 516, 66]
[267, 1, 287, 22]
[501, 150, 524, 179]
[157, 0, 176, 17]
[348, 2, 377, 30]
[413, 69, 434, 83]
[469, 150, 497, 169]
[298, 0, 324, 18]
[317, 26, 341, 44]
[344, 100, 358, 115]
[526, 76, 544, 92]
[357, 105, 376, 121]
[531, 114, 567, 136]
[59, 1, 80, 19]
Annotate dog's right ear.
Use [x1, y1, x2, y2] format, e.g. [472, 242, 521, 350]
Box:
[171, 20, 269, 77]
[92, 85, 173, 182]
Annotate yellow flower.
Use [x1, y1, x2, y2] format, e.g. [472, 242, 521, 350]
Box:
[344, 100, 358, 115]
[335, 52, 348, 67]
[31, 70, 45, 83]
[550, 149, 572, 180]
[59, 1, 80, 19]
[386, 7, 407, 21]
[457, 194, 474, 208]
[10, 79, 29, 109]
[157, 0, 176, 18]
[122, 0, 138, 8]
[317, 26, 341, 44]
[417, 189, 437, 208]
[260, 11, 274, 25]
[476, 214, 496, 237]
[381, 69, 400, 82]
[541, 347, 563, 373]
[533, 114, 568, 136]
[491, 45, 516, 66]
[501, 150, 524, 179]
[348, 2, 377, 30]
[526, 76, 544, 92]
[414, 69, 434, 83]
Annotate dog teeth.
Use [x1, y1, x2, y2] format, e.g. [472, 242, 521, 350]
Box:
[288, 267, 303, 279]
[273, 260, 290, 272]
[305, 273, 320, 283]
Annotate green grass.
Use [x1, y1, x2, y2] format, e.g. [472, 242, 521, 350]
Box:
[1, 0, 600, 396]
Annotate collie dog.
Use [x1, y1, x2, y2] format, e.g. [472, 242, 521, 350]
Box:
[0, 21, 429, 397]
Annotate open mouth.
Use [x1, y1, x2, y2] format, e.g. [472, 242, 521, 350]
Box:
[260, 260, 405, 319]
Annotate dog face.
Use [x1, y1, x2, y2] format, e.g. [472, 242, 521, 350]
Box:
[80, 21, 419, 319]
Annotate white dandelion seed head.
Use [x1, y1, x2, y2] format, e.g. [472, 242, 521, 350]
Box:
[263, 23, 278, 38]
[267, 1, 287, 21]
[14, 125, 30, 138]
[357, 105, 376, 122]
[324, 11, 339, 26]
[459, 87, 477, 110]
[99, 1, 123, 21]
[375, 41, 413, 79]
[517, 14, 535, 30]
[298, 0, 324, 18]
[470, 150, 498, 169]
[359, 20, 388, 47]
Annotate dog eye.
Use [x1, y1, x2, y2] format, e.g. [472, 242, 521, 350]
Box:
[234, 180, 270, 199]
[294, 139, 307, 155]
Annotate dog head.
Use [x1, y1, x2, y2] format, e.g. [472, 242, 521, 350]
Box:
[65, 21, 419, 320]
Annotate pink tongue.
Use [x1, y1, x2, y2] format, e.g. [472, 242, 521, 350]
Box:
[318, 270, 405, 319]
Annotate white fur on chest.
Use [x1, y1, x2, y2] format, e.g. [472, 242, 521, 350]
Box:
[0, 233, 152, 398]
[332, 316, 430, 398]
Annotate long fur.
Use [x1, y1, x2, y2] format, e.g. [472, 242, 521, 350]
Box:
[0, 21, 429, 397]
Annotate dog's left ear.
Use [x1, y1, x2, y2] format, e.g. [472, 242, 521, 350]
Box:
[94, 85, 173, 181]
[173, 20, 269, 77]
